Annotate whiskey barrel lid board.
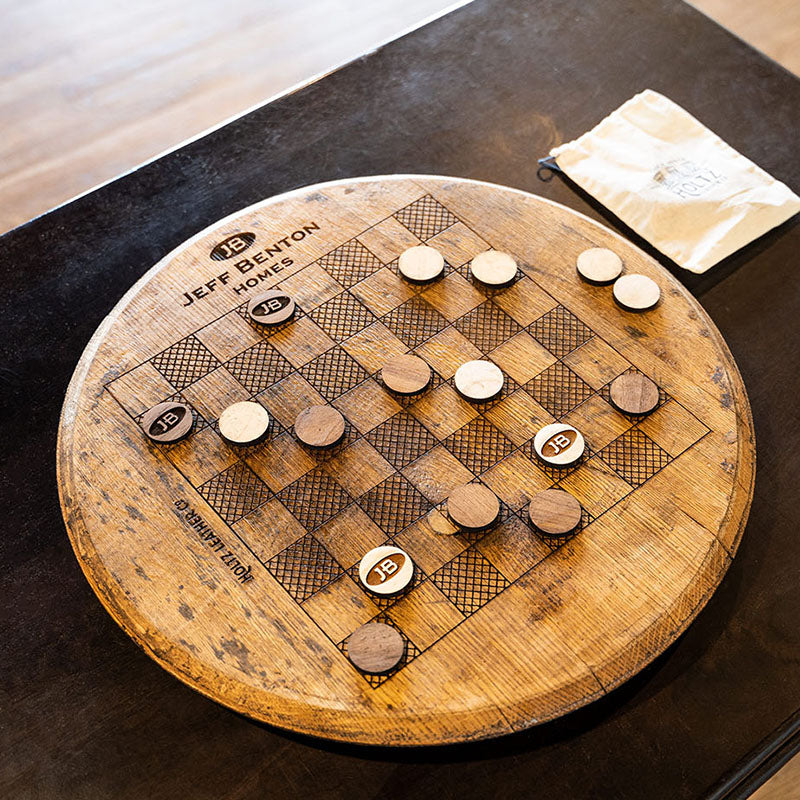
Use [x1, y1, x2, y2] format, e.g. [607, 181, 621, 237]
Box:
[58, 175, 755, 746]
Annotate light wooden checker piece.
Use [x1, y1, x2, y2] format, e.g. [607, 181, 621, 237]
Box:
[398, 245, 444, 282]
[294, 405, 345, 448]
[59, 175, 754, 746]
[218, 401, 270, 445]
[453, 359, 504, 401]
[576, 247, 623, 284]
[446, 484, 500, 530]
[528, 489, 582, 536]
[470, 250, 517, 286]
[613, 273, 661, 311]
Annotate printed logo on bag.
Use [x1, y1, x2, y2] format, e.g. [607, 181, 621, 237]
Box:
[651, 158, 726, 199]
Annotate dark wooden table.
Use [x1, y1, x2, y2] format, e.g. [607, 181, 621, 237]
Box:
[2, 0, 799, 797]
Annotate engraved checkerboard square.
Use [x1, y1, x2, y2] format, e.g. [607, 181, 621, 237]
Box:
[106, 362, 178, 419]
[637, 399, 710, 457]
[558, 455, 634, 517]
[151, 335, 220, 391]
[317, 239, 383, 288]
[563, 393, 634, 451]
[597, 429, 672, 487]
[432, 547, 509, 616]
[267, 533, 343, 602]
[443, 417, 515, 475]
[365, 411, 438, 470]
[480, 450, 553, 511]
[198, 461, 272, 524]
[491, 275, 558, 327]
[393, 511, 468, 575]
[401, 445, 475, 504]
[310, 291, 377, 340]
[388, 579, 465, 650]
[224, 340, 294, 394]
[358, 473, 432, 535]
[301, 573, 381, 642]
[529, 305, 594, 358]
[233, 497, 307, 562]
[278, 468, 352, 530]
[383, 296, 449, 348]
[315, 504, 388, 569]
[166, 425, 238, 485]
[454, 301, 521, 353]
[393, 195, 457, 241]
[475, 515, 550, 582]
[350, 268, 416, 317]
[245, 431, 316, 491]
[299, 346, 369, 401]
[525, 361, 594, 418]
[195, 309, 265, 362]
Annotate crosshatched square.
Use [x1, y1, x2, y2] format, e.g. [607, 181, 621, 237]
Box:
[489, 331, 556, 385]
[480, 451, 553, 511]
[358, 473, 432, 535]
[268, 316, 335, 368]
[198, 461, 271, 524]
[279, 262, 344, 309]
[388, 579, 465, 650]
[302, 573, 381, 643]
[366, 411, 438, 470]
[315, 504, 389, 569]
[454, 301, 521, 352]
[408, 383, 478, 439]
[484, 390, 555, 447]
[559, 455, 634, 517]
[637, 399, 710, 457]
[278, 468, 352, 530]
[420, 271, 485, 322]
[333, 378, 402, 433]
[341, 322, 409, 374]
[225, 340, 295, 394]
[310, 291, 377, 341]
[402, 445, 475, 504]
[563, 393, 633, 451]
[525, 361, 594, 418]
[597, 429, 672, 487]
[245, 430, 317, 491]
[383, 296, 448, 349]
[394, 194, 457, 240]
[322, 438, 394, 498]
[267, 533, 342, 602]
[443, 417, 514, 475]
[491, 275, 559, 327]
[432, 547, 509, 616]
[195, 310, 264, 362]
[350, 267, 416, 317]
[317, 239, 383, 288]
[233, 498, 307, 562]
[562, 336, 632, 390]
[414, 327, 482, 379]
[151, 335, 219, 391]
[476, 515, 551, 581]
[529, 305, 594, 358]
[299, 346, 369, 401]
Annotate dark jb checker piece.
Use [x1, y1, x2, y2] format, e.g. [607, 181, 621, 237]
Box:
[246, 289, 296, 325]
[140, 401, 193, 443]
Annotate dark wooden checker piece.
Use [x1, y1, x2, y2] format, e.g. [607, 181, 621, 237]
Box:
[381, 354, 431, 395]
[139, 401, 193, 443]
[609, 373, 660, 416]
[294, 405, 345, 447]
[58, 175, 755, 750]
[347, 623, 405, 674]
[528, 489, 582, 536]
[446, 484, 500, 529]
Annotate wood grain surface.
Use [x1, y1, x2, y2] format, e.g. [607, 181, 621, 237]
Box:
[57, 175, 755, 746]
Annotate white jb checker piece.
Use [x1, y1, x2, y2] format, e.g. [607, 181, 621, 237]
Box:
[358, 545, 414, 596]
[533, 423, 586, 466]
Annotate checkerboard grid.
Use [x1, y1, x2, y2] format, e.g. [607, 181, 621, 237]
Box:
[529, 305, 594, 358]
[277, 467, 353, 531]
[358, 473, 433, 535]
[453, 300, 522, 353]
[393, 195, 458, 241]
[382, 295, 450, 348]
[596, 428, 673, 487]
[431, 547, 509, 616]
[365, 411, 440, 469]
[298, 345, 369, 402]
[224, 339, 295, 394]
[309, 290, 377, 339]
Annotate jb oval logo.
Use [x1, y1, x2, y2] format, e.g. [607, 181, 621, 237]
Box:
[210, 232, 256, 261]
[148, 405, 187, 437]
[366, 553, 406, 586]
[543, 428, 577, 457]
[251, 294, 292, 319]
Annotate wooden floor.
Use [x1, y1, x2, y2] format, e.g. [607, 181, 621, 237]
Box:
[2, 0, 799, 795]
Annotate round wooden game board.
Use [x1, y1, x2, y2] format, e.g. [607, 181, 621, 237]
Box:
[58, 176, 755, 746]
